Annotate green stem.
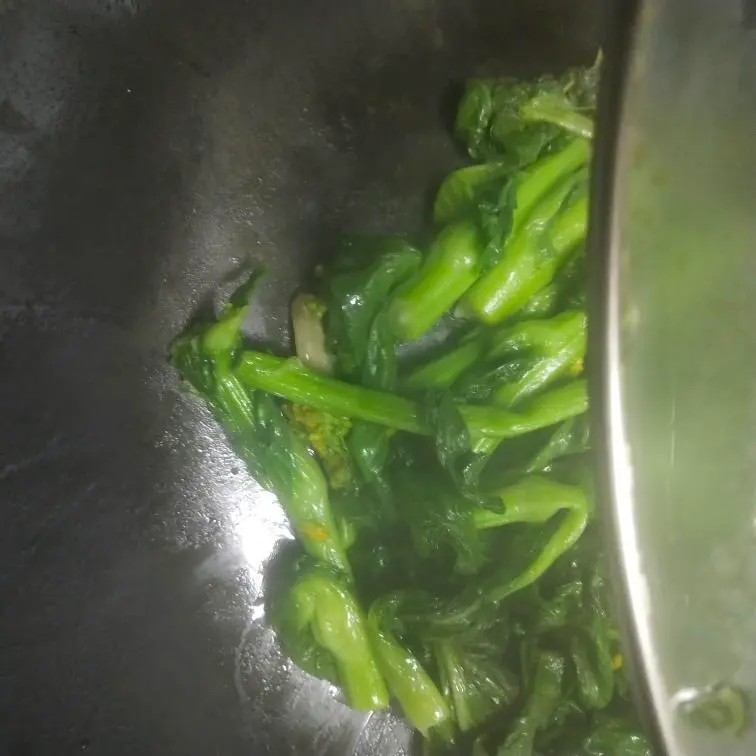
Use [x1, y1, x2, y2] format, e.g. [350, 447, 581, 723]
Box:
[236, 352, 428, 434]
[461, 380, 587, 443]
[468, 376, 587, 473]
[388, 220, 482, 343]
[403, 309, 584, 396]
[485, 506, 588, 603]
[235, 353, 586, 443]
[471, 478, 590, 603]
[465, 192, 588, 325]
[369, 624, 451, 736]
[490, 315, 586, 407]
[401, 338, 487, 393]
[388, 140, 588, 343]
[292, 569, 390, 710]
[518, 283, 560, 319]
[513, 138, 589, 229]
[521, 96, 595, 140]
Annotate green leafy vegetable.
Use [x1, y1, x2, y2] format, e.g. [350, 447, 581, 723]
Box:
[495, 651, 566, 756]
[463, 180, 589, 325]
[473, 476, 591, 601]
[320, 236, 421, 505]
[403, 335, 489, 393]
[288, 403, 355, 491]
[170, 55, 650, 756]
[171, 286, 351, 575]
[389, 220, 487, 342]
[455, 60, 598, 164]
[569, 568, 616, 711]
[579, 716, 653, 756]
[391, 138, 588, 343]
[435, 638, 519, 733]
[434, 161, 514, 227]
[234, 351, 588, 444]
[394, 460, 487, 575]
[348, 421, 396, 515]
[368, 596, 452, 736]
[267, 553, 389, 710]
[322, 235, 422, 384]
[452, 311, 587, 481]
[526, 415, 591, 473]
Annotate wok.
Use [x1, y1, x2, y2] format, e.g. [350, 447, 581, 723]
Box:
[0, 2, 599, 753]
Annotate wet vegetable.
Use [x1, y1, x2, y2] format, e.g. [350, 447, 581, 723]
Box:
[267, 553, 388, 710]
[455, 56, 599, 164]
[171, 57, 651, 756]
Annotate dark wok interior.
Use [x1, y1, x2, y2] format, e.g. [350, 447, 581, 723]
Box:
[0, 1, 598, 753]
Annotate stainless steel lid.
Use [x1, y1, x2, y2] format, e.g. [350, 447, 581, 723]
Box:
[594, 1, 756, 754]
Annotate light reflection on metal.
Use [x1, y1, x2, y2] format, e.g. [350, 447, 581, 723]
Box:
[595, 1, 756, 755]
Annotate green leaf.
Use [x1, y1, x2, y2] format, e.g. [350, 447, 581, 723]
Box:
[422, 392, 475, 490]
[348, 421, 395, 517]
[435, 639, 519, 733]
[321, 236, 421, 511]
[526, 415, 591, 473]
[323, 235, 421, 380]
[477, 178, 518, 273]
[453, 357, 533, 403]
[496, 651, 566, 756]
[434, 161, 514, 227]
[394, 461, 487, 575]
[456, 63, 599, 164]
[455, 79, 495, 161]
[363, 308, 399, 390]
[580, 715, 653, 756]
[464, 176, 588, 326]
[570, 569, 616, 711]
[171, 274, 352, 575]
[533, 578, 585, 634]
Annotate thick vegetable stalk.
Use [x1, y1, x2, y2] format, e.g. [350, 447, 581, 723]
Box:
[474, 476, 590, 602]
[463, 186, 588, 325]
[234, 350, 587, 444]
[468, 311, 586, 403]
[171, 293, 352, 576]
[268, 558, 389, 710]
[462, 311, 587, 474]
[367, 599, 451, 736]
[389, 220, 483, 342]
[237, 351, 427, 433]
[388, 139, 589, 342]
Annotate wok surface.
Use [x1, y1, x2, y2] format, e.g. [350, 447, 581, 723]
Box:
[0, 1, 597, 753]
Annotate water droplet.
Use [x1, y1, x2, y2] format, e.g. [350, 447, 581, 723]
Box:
[674, 683, 749, 735]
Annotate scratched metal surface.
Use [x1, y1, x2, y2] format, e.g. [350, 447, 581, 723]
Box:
[0, 1, 597, 754]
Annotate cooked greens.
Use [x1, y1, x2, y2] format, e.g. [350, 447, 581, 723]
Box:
[171, 60, 651, 756]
